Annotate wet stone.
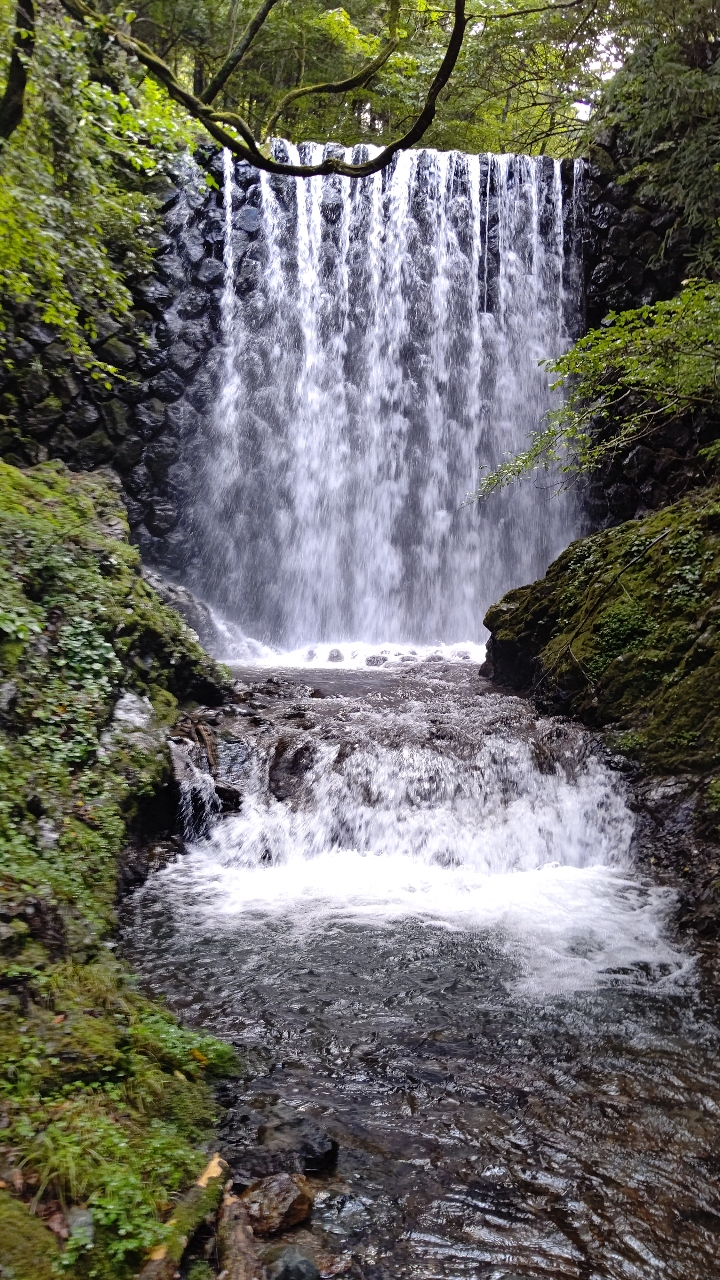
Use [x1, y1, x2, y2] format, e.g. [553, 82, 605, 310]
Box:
[195, 259, 225, 288]
[146, 497, 178, 535]
[99, 336, 136, 369]
[168, 341, 202, 377]
[268, 1251, 320, 1280]
[236, 206, 262, 234]
[241, 1174, 313, 1235]
[149, 369, 185, 402]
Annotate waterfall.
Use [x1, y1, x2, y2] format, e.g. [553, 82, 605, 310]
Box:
[187, 143, 584, 648]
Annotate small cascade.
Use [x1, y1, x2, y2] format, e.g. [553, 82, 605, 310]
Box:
[184, 144, 583, 648]
[169, 738, 222, 839]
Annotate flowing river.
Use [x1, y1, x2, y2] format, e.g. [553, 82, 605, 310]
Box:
[126, 146, 720, 1277]
[123, 658, 720, 1280]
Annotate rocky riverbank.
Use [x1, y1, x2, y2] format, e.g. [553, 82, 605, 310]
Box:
[0, 460, 242, 1279]
[482, 479, 720, 933]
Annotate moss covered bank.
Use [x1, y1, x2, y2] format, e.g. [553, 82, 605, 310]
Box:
[484, 482, 720, 927]
[0, 460, 238, 1279]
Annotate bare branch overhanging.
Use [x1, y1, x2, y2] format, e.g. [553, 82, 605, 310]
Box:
[58, 0, 469, 178]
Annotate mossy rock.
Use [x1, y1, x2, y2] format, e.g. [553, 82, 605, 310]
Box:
[484, 483, 720, 777]
[0, 1191, 59, 1280]
[0, 459, 239, 1276]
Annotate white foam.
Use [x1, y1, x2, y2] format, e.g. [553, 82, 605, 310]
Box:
[248, 640, 487, 670]
[151, 729, 686, 994]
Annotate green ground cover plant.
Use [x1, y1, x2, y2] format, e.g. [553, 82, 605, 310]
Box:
[0, 458, 238, 1280]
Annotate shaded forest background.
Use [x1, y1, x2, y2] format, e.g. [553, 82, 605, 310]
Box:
[1, 0, 720, 365]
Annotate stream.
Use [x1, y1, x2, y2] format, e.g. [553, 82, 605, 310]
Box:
[123, 657, 720, 1280]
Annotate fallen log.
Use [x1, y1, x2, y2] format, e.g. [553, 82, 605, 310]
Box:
[217, 1191, 266, 1279]
[139, 1153, 228, 1280]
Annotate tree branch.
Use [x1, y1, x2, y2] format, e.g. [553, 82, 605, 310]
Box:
[200, 0, 281, 106]
[58, 0, 469, 179]
[0, 0, 35, 143]
[262, 39, 399, 141]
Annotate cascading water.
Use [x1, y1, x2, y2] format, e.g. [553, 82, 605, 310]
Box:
[124, 146, 720, 1280]
[185, 143, 583, 647]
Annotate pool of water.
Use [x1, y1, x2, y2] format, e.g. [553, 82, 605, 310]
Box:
[122, 661, 720, 1279]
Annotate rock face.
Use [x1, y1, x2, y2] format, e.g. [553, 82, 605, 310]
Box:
[141, 566, 228, 655]
[0, 144, 265, 580]
[579, 125, 717, 529]
[582, 126, 690, 328]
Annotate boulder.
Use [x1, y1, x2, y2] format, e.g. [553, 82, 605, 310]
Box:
[146, 498, 179, 535]
[150, 369, 185, 402]
[268, 1250, 320, 1280]
[240, 1174, 313, 1235]
[76, 430, 115, 469]
[195, 258, 225, 288]
[99, 336, 137, 370]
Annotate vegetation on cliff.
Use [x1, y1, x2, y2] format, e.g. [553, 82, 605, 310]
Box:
[471, 280, 720, 499]
[0, 459, 237, 1279]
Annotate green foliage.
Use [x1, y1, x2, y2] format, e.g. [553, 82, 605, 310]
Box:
[0, 460, 236, 1278]
[0, 2, 196, 363]
[470, 279, 720, 498]
[600, 4, 720, 274]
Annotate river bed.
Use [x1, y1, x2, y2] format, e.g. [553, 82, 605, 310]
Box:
[122, 659, 720, 1279]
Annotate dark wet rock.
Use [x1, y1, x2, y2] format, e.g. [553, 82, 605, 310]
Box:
[195, 258, 225, 288]
[114, 435, 145, 471]
[123, 496, 147, 526]
[136, 279, 175, 313]
[99, 336, 137, 370]
[125, 463, 154, 501]
[101, 398, 131, 440]
[168, 341, 201, 377]
[177, 289, 208, 319]
[66, 403, 100, 438]
[241, 1174, 313, 1235]
[268, 1250, 320, 1280]
[216, 782, 242, 811]
[155, 254, 186, 288]
[269, 738, 316, 802]
[149, 369, 185, 402]
[141, 567, 228, 654]
[146, 498, 178, 535]
[20, 320, 57, 347]
[19, 368, 50, 406]
[236, 206, 262, 234]
[145, 436, 179, 477]
[365, 655, 386, 667]
[328, 648, 343, 662]
[76, 430, 115, 469]
[134, 398, 167, 437]
[178, 230, 205, 265]
[259, 1117, 339, 1174]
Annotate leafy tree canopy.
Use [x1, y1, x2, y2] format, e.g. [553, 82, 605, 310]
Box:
[2, 0, 720, 362]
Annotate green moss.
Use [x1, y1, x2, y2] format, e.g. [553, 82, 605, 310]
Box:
[0, 1189, 59, 1280]
[0, 460, 238, 1278]
[485, 483, 720, 779]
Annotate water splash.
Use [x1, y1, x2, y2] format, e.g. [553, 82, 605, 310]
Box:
[189, 144, 584, 648]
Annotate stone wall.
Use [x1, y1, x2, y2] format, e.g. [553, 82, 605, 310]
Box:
[0, 148, 226, 571]
[579, 125, 719, 529]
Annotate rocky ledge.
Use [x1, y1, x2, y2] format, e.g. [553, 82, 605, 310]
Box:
[482, 481, 720, 932]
